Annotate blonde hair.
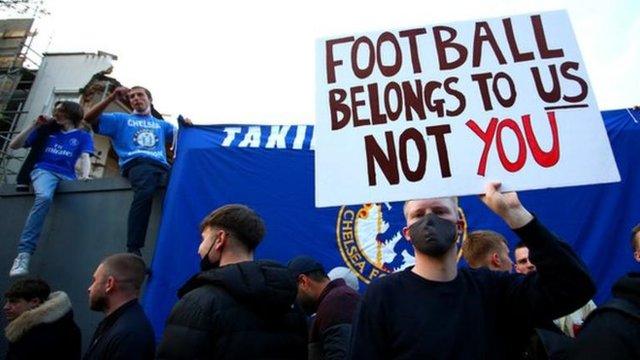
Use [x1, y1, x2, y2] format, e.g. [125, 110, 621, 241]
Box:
[461, 230, 508, 268]
[402, 197, 459, 219]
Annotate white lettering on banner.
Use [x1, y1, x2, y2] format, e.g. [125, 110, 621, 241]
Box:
[266, 126, 291, 149]
[219, 126, 313, 150]
[314, 10, 620, 207]
[293, 126, 307, 150]
[309, 129, 316, 150]
[127, 119, 161, 129]
[238, 127, 262, 148]
[222, 127, 242, 146]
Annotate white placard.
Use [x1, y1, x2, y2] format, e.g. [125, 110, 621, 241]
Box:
[315, 10, 620, 207]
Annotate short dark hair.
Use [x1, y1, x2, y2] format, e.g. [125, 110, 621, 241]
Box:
[515, 241, 527, 250]
[5, 278, 51, 302]
[403, 197, 459, 219]
[631, 224, 640, 252]
[462, 230, 508, 268]
[101, 253, 147, 292]
[54, 101, 84, 127]
[200, 204, 266, 251]
[130, 86, 152, 101]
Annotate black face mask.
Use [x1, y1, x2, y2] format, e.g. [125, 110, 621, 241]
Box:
[408, 213, 458, 257]
[199, 242, 220, 271]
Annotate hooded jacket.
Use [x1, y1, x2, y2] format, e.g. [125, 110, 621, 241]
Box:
[5, 291, 81, 360]
[568, 272, 640, 359]
[157, 260, 308, 359]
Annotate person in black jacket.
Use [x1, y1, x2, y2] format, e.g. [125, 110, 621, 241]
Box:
[84, 253, 155, 360]
[349, 182, 596, 360]
[157, 204, 308, 359]
[567, 224, 640, 359]
[3, 278, 81, 359]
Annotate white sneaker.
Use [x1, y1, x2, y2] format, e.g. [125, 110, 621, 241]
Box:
[9, 253, 30, 277]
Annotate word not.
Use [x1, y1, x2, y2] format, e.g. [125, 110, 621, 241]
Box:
[365, 125, 452, 186]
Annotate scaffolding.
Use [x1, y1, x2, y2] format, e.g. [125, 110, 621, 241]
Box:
[0, 18, 41, 184]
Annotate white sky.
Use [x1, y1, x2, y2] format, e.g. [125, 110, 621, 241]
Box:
[2, 0, 639, 124]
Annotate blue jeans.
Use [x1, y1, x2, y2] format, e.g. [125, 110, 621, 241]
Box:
[17, 168, 72, 254]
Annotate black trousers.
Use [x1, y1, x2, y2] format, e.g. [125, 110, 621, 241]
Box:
[124, 159, 168, 250]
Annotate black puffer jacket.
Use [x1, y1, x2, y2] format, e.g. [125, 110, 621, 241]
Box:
[568, 272, 640, 359]
[157, 260, 308, 359]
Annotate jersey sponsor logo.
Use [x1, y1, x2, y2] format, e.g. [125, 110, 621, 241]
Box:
[45, 144, 73, 157]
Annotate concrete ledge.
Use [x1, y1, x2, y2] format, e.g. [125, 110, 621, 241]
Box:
[0, 176, 167, 197]
[0, 176, 165, 354]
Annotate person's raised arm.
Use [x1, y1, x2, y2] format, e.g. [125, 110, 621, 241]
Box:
[481, 181, 596, 322]
[480, 181, 533, 229]
[9, 115, 48, 149]
[84, 86, 129, 126]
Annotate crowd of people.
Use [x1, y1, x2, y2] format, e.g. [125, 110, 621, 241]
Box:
[3, 85, 639, 359]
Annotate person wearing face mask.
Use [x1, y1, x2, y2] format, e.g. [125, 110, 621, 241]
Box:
[84, 86, 176, 257]
[288, 255, 361, 360]
[156, 204, 307, 359]
[349, 182, 596, 360]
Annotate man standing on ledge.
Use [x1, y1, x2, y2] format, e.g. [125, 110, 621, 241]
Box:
[349, 182, 595, 360]
[84, 86, 175, 255]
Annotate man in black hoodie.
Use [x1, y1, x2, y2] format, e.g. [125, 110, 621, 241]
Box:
[157, 204, 308, 359]
[567, 224, 640, 359]
[3, 278, 81, 359]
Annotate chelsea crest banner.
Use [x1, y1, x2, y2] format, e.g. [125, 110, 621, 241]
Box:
[143, 109, 640, 339]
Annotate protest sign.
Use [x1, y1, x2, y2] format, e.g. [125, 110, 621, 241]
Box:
[315, 10, 620, 207]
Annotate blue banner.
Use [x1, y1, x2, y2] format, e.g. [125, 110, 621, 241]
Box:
[144, 109, 640, 339]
